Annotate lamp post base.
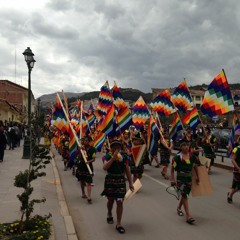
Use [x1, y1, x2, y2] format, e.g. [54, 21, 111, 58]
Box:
[22, 136, 30, 159]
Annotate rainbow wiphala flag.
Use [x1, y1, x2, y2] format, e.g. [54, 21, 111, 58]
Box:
[169, 112, 182, 140]
[97, 81, 113, 116]
[147, 116, 159, 154]
[172, 80, 193, 113]
[201, 70, 234, 117]
[150, 90, 176, 116]
[182, 107, 200, 130]
[52, 95, 69, 133]
[112, 82, 126, 110]
[132, 96, 150, 130]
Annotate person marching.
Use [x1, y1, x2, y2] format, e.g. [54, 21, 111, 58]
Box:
[227, 135, 240, 203]
[159, 130, 173, 179]
[62, 136, 70, 171]
[201, 127, 217, 174]
[190, 133, 203, 157]
[76, 136, 96, 203]
[101, 140, 134, 234]
[170, 140, 200, 224]
[121, 130, 130, 153]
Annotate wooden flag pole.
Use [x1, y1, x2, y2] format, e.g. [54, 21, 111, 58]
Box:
[57, 93, 92, 175]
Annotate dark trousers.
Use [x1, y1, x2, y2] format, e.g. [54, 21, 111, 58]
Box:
[0, 146, 4, 161]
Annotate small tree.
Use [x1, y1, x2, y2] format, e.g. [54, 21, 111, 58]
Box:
[14, 123, 51, 233]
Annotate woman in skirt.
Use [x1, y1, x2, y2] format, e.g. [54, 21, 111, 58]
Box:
[101, 140, 134, 234]
[170, 140, 200, 224]
[76, 136, 96, 203]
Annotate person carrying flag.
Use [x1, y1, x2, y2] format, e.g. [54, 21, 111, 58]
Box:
[170, 140, 200, 225]
[101, 140, 134, 234]
[201, 127, 217, 174]
[76, 136, 96, 203]
[159, 130, 173, 179]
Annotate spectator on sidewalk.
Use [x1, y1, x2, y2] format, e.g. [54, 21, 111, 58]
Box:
[0, 127, 8, 162]
[8, 124, 16, 150]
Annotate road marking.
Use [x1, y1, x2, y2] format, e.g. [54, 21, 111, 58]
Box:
[144, 173, 169, 188]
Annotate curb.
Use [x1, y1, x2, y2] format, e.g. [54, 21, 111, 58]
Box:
[213, 162, 233, 171]
[50, 149, 79, 240]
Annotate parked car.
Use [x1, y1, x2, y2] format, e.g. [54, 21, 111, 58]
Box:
[211, 128, 231, 149]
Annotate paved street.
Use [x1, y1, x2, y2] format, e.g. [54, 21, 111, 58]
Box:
[1, 143, 239, 240]
[53, 148, 240, 240]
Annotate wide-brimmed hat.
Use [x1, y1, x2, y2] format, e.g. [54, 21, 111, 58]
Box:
[110, 140, 122, 148]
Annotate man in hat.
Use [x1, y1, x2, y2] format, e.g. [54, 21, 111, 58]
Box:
[76, 135, 96, 203]
[101, 139, 134, 234]
[170, 140, 200, 225]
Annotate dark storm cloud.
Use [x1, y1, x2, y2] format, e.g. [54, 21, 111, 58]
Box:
[1, 0, 240, 98]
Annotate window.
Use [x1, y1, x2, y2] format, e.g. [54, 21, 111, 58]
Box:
[195, 96, 201, 101]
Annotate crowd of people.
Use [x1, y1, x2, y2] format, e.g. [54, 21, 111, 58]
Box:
[46, 122, 240, 234]
[0, 122, 28, 162]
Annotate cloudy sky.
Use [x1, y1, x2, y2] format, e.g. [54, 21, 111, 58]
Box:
[1, 0, 240, 98]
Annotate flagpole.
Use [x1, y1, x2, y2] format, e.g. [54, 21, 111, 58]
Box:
[57, 93, 92, 174]
[79, 100, 83, 139]
[184, 78, 208, 136]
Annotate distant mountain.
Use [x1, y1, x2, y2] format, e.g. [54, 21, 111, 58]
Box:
[38, 88, 152, 107]
[79, 88, 152, 103]
[38, 92, 86, 107]
[37, 83, 240, 108]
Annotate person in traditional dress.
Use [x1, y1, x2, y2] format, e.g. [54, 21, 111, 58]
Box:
[101, 140, 134, 234]
[62, 137, 70, 171]
[121, 130, 130, 153]
[190, 134, 203, 157]
[159, 131, 173, 179]
[170, 140, 200, 224]
[201, 127, 217, 174]
[129, 125, 137, 141]
[227, 135, 240, 203]
[76, 136, 96, 203]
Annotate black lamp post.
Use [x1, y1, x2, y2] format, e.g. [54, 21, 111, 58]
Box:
[37, 98, 41, 117]
[22, 47, 36, 159]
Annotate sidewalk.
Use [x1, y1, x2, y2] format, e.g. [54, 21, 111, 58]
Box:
[0, 141, 71, 240]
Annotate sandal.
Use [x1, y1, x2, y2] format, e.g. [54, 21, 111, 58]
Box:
[107, 217, 114, 224]
[116, 225, 125, 234]
[87, 198, 92, 204]
[82, 195, 87, 199]
[177, 209, 184, 216]
[227, 192, 233, 204]
[186, 218, 195, 224]
[161, 171, 169, 179]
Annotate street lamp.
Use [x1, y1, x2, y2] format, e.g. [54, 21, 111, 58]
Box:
[37, 98, 41, 116]
[22, 47, 36, 159]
